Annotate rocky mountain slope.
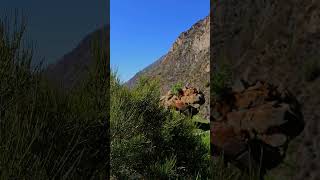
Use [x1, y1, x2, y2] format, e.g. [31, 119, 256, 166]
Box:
[45, 26, 109, 89]
[211, 0, 320, 179]
[127, 16, 210, 120]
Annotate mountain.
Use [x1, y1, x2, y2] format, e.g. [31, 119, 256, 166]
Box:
[212, 0, 320, 179]
[126, 55, 165, 88]
[45, 25, 109, 89]
[127, 16, 210, 120]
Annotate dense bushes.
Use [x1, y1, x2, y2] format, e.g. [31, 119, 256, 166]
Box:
[110, 75, 210, 179]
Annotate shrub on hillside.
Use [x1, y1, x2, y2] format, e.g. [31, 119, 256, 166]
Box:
[110, 74, 210, 179]
[171, 81, 183, 96]
[212, 64, 232, 97]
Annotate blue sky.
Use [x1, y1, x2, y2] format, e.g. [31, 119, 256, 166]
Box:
[1, 0, 108, 65]
[111, 0, 209, 82]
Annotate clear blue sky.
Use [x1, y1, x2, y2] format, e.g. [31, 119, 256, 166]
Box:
[111, 0, 209, 82]
[1, 0, 109, 65]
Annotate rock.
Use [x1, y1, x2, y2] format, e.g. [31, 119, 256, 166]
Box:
[232, 79, 245, 93]
[211, 80, 304, 172]
[190, 104, 200, 109]
[258, 134, 288, 147]
[212, 0, 320, 177]
[174, 99, 187, 110]
[205, 64, 210, 73]
[161, 86, 205, 116]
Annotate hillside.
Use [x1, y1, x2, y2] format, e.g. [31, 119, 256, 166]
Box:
[45, 25, 109, 89]
[212, 0, 320, 179]
[127, 16, 210, 120]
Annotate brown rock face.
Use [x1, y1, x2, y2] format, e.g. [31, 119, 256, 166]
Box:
[211, 80, 304, 172]
[161, 86, 205, 117]
[211, 1, 320, 178]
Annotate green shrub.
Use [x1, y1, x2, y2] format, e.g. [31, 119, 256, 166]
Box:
[110, 75, 210, 179]
[171, 81, 183, 95]
[149, 155, 178, 179]
[212, 64, 232, 97]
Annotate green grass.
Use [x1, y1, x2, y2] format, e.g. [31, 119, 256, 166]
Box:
[192, 115, 209, 124]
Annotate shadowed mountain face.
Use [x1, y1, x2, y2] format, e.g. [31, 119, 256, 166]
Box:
[46, 25, 109, 89]
[212, 0, 320, 179]
[127, 16, 210, 120]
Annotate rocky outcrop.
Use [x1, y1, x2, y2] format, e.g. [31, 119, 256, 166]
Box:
[127, 16, 210, 120]
[160, 86, 205, 117]
[211, 80, 304, 173]
[212, 0, 320, 178]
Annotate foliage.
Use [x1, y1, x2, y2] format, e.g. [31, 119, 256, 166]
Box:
[110, 74, 210, 179]
[171, 81, 183, 96]
[0, 14, 108, 179]
[212, 63, 232, 97]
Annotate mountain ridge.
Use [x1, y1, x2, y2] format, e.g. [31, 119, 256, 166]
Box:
[126, 16, 210, 120]
[45, 25, 109, 89]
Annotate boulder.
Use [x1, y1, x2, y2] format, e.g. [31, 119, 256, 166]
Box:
[211, 80, 304, 173]
[161, 85, 205, 116]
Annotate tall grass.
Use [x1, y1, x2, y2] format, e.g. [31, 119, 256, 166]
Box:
[0, 14, 108, 179]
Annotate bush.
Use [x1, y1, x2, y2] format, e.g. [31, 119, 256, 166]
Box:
[171, 81, 183, 95]
[212, 64, 232, 97]
[110, 74, 210, 179]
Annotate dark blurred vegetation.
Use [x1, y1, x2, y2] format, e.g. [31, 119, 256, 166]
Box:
[0, 14, 108, 179]
[212, 63, 232, 97]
